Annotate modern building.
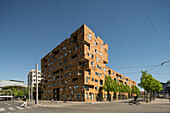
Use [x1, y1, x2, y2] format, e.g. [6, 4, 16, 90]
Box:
[156, 81, 170, 98]
[27, 69, 42, 100]
[0, 80, 27, 88]
[41, 24, 136, 102]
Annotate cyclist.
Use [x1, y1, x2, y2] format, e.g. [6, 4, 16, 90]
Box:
[134, 95, 138, 104]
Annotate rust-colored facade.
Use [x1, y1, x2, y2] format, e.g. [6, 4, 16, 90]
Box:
[41, 24, 136, 102]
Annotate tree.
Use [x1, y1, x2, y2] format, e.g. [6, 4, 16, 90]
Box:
[103, 76, 114, 101]
[124, 84, 131, 99]
[119, 82, 126, 100]
[151, 79, 163, 100]
[112, 80, 119, 100]
[138, 71, 162, 102]
[131, 85, 140, 95]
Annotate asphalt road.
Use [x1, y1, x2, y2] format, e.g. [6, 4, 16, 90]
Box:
[0, 101, 38, 113]
[1, 100, 170, 113]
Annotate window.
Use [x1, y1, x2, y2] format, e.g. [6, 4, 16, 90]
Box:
[69, 65, 71, 68]
[95, 72, 99, 75]
[86, 77, 90, 83]
[95, 86, 98, 91]
[104, 68, 106, 72]
[75, 69, 77, 74]
[96, 57, 99, 62]
[91, 61, 94, 67]
[87, 53, 89, 56]
[64, 66, 67, 70]
[60, 49, 62, 53]
[95, 79, 98, 82]
[57, 58, 59, 61]
[65, 52, 67, 56]
[100, 80, 103, 85]
[94, 41, 98, 45]
[100, 52, 103, 57]
[69, 50, 71, 53]
[86, 93, 88, 99]
[101, 45, 103, 49]
[105, 49, 108, 53]
[64, 59, 67, 64]
[60, 63, 63, 66]
[92, 78, 94, 81]
[63, 47, 66, 50]
[87, 33, 91, 40]
[92, 93, 94, 100]
[60, 55, 62, 59]
[80, 52, 82, 55]
[89, 93, 91, 100]
[91, 54, 94, 58]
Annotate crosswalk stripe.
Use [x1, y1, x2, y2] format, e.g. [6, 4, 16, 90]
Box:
[16, 106, 24, 110]
[8, 107, 15, 110]
[0, 108, 5, 112]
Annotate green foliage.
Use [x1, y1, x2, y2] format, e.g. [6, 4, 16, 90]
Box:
[138, 71, 163, 102]
[103, 76, 114, 92]
[2, 85, 28, 97]
[131, 85, 141, 94]
[124, 84, 130, 93]
[119, 82, 126, 93]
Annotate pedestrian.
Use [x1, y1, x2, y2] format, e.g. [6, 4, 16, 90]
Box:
[21, 96, 27, 107]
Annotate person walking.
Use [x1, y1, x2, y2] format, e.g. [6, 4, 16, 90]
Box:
[21, 96, 27, 107]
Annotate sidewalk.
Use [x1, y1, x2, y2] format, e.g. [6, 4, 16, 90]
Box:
[141, 98, 170, 104]
[15, 98, 170, 107]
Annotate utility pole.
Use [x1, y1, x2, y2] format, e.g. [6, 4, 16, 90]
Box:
[28, 74, 30, 101]
[35, 64, 38, 105]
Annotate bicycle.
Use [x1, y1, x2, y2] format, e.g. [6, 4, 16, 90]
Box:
[129, 100, 140, 105]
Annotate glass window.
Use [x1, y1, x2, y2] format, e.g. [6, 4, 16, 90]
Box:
[91, 61, 94, 67]
[95, 79, 98, 82]
[92, 93, 94, 100]
[63, 47, 66, 50]
[87, 33, 91, 40]
[87, 53, 89, 56]
[89, 93, 91, 100]
[60, 55, 62, 59]
[69, 50, 71, 53]
[80, 52, 82, 55]
[69, 65, 71, 68]
[94, 42, 97, 45]
[86, 93, 88, 99]
[65, 52, 67, 56]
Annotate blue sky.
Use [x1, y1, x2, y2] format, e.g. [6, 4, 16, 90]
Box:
[0, 0, 170, 86]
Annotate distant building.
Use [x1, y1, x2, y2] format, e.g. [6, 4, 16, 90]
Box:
[27, 69, 42, 100]
[0, 80, 27, 88]
[27, 69, 42, 87]
[156, 81, 170, 98]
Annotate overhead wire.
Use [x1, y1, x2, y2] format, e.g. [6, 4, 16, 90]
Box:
[56, 0, 73, 30]
[112, 65, 159, 69]
[137, 0, 170, 55]
[62, 0, 78, 26]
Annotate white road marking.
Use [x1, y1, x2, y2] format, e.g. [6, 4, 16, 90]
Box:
[7, 104, 11, 106]
[0, 108, 5, 112]
[8, 107, 15, 110]
[16, 107, 24, 110]
[26, 106, 31, 108]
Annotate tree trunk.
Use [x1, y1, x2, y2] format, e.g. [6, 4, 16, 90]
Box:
[153, 92, 155, 100]
[150, 91, 152, 102]
[146, 91, 149, 103]
[114, 92, 117, 100]
[107, 91, 110, 101]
